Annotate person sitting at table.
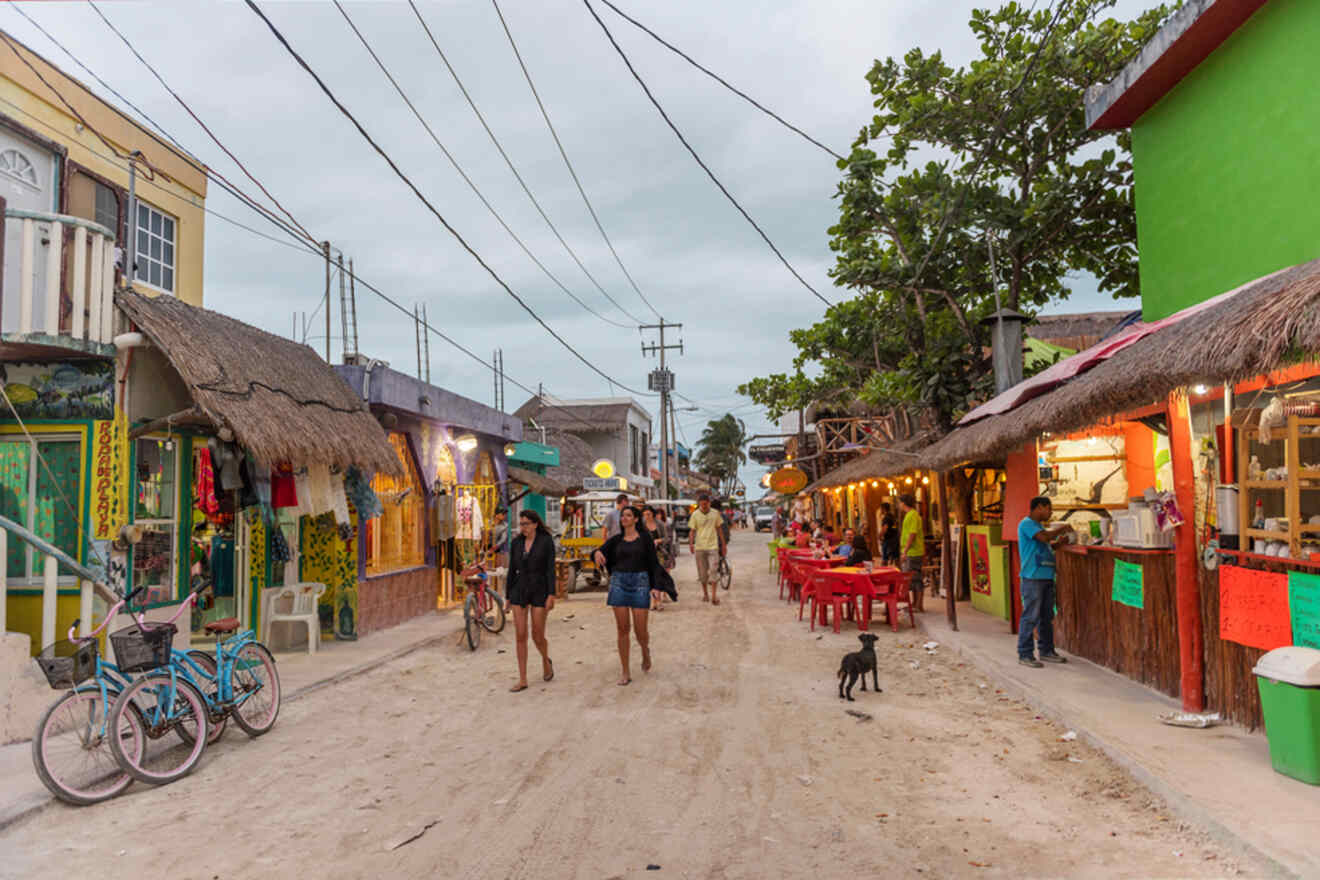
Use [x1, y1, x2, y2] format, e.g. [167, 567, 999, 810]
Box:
[844, 532, 873, 567]
[794, 522, 812, 548]
[833, 527, 856, 558]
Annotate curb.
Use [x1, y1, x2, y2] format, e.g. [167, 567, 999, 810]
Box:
[0, 618, 463, 833]
[916, 615, 1295, 880]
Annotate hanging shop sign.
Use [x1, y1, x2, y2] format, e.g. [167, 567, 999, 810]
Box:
[769, 466, 808, 494]
[591, 458, 616, 479]
[749, 443, 787, 465]
[583, 477, 627, 491]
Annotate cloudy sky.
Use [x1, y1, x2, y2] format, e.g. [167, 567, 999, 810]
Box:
[5, 0, 1151, 491]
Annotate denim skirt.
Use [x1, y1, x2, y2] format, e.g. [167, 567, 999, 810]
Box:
[606, 570, 651, 609]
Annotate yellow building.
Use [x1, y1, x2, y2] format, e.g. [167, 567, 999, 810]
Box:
[0, 30, 206, 309]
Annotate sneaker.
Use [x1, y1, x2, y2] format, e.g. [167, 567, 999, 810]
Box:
[1018, 657, 1044, 668]
[1040, 653, 1068, 664]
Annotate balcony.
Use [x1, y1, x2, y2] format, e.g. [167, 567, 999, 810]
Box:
[1, 205, 118, 360]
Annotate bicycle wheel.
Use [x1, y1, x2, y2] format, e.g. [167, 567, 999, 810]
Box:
[464, 594, 481, 651]
[229, 642, 281, 737]
[719, 558, 733, 591]
[32, 687, 144, 806]
[481, 588, 506, 633]
[109, 673, 209, 786]
[175, 650, 228, 747]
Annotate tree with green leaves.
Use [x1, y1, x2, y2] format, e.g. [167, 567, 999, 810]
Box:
[694, 413, 748, 497]
[741, 0, 1171, 437]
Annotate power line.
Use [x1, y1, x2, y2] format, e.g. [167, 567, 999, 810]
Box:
[87, 0, 319, 246]
[582, 0, 832, 308]
[331, 2, 631, 331]
[405, 0, 645, 327]
[490, 0, 662, 321]
[243, 0, 654, 399]
[595, 0, 844, 162]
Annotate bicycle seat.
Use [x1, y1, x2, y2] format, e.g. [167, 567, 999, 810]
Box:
[204, 617, 240, 634]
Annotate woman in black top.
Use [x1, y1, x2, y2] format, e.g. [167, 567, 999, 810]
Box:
[846, 532, 873, 567]
[880, 503, 900, 564]
[504, 510, 557, 692]
[594, 506, 661, 685]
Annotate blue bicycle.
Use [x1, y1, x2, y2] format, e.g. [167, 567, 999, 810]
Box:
[108, 577, 280, 785]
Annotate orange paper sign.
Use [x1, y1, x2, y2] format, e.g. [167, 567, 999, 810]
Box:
[1218, 565, 1291, 651]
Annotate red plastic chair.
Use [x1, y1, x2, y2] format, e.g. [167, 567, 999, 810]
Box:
[776, 548, 794, 599]
[807, 571, 851, 633]
[870, 569, 915, 632]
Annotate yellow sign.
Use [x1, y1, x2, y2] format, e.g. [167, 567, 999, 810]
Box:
[591, 458, 616, 479]
[769, 466, 808, 494]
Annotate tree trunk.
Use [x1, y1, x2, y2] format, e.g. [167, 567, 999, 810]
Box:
[946, 467, 975, 526]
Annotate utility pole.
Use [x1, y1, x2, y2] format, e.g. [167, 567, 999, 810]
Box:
[641, 320, 683, 501]
[347, 259, 360, 360]
[321, 242, 332, 363]
[414, 305, 423, 379]
[337, 253, 349, 364]
[421, 303, 431, 383]
[670, 394, 679, 493]
[492, 349, 505, 411]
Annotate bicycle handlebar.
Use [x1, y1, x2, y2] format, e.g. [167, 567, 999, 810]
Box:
[133, 577, 212, 628]
[65, 584, 146, 642]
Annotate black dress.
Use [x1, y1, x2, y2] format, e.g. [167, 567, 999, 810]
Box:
[506, 531, 556, 607]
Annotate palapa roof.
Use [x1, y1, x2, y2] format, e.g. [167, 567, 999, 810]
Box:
[803, 432, 939, 493]
[539, 428, 597, 488]
[505, 465, 566, 498]
[118, 290, 401, 476]
[922, 258, 1320, 471]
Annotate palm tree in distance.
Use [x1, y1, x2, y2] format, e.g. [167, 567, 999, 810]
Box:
[695, 414, 748, 497]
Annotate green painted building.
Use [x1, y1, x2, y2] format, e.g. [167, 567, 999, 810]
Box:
[1087, 0, 1318, 319]
[508, 441, 561, 518]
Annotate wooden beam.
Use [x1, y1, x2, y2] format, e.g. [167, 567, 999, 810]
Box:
[128, 407, 208, 440]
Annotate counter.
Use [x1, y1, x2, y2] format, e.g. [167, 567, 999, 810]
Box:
[1054, 543, 1180, 698]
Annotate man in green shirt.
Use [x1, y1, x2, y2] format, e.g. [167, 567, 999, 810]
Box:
[899, 493, 926, 612]
[688, 493, 726, 605]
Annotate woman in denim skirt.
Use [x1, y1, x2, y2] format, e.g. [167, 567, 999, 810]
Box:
[594, 506, 662, 685]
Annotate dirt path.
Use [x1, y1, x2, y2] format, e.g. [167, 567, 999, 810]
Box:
[2, 532, 1253, 879]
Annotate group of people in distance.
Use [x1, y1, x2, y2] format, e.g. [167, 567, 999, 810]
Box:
[500, 491, 729, 690]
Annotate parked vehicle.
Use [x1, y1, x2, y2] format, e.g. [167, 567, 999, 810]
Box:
[754, 506, 776, 532]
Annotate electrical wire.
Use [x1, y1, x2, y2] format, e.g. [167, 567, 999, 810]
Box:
[490, 0, 662, 321]
[243, 0, 655, 399]
[595, 0, 844, 162]
[582, 0, 832, 308]
[87, 0, 319, 246]
[331, 2, 632, 331]
[406, 0, 645, 327]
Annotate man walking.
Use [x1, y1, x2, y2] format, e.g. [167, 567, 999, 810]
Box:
[1017, 496, 1074, 667]
[688, 493, 726, 605]
[602, 493, 628, 540]
[899, 494, 925, 612]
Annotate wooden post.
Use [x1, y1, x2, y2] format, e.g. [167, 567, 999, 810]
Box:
[937, 470, 957, 631]
[1167, 390, 1205, 711]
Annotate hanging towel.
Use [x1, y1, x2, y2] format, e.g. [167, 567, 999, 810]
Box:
[330, 473, 352, 525]
[194, 448, 219, 515]
[306, 464, 335, 516]
[271, 465, 298, 509]
[344, 467, 382, 520]
[292, 471, 312, 517]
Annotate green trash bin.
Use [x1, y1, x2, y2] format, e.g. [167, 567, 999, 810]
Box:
[1253, 646, 1320, 785]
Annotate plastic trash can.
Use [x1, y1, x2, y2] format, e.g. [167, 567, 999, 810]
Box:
[1253, 646, 1320, 785]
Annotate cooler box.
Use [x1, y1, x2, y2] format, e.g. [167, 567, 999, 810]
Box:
[1253, 647, 1320, 785]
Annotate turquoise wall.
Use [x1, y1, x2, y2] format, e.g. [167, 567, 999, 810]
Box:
[1131, 0, 1320, 320]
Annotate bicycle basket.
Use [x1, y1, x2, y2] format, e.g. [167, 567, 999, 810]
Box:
[109, 622, 177, 674]
[35, 638, 98, 690]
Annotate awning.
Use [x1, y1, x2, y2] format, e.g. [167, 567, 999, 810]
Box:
[506, 465, 566, 497]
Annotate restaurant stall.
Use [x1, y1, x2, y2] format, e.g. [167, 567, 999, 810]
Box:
[920, 259, 1320, 724]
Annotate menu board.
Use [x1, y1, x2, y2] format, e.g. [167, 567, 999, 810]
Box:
[1111, 558, 1144, 609]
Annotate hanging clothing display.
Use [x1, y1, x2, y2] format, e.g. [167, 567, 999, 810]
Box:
[456, 493, 484, 541]
[211, 536, 235, 598]
[306, 464, 335, 516]
[432, 492, 456, 542]
[195, 448, 219, 516]
[271, 465, 298, 509]
[330, 473, 352, 525]
[270, 525, 291, 564]
[209, 438, 244, 491]
[344, 466, 382, 520]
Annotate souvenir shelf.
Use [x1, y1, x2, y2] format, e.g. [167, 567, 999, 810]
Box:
[1237, 415, 1320, 558]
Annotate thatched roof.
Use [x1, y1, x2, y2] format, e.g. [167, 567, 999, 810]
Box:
[505, 465, 566, 498]
[923, 259, 1320, 471]
[118, 290, 400, 476]
[540, 428, 596, 488]
[803, 432, 940, 493]
[1028, 311, 1135, 349]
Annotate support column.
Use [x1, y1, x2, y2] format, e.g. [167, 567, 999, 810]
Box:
[936, 470, 957, 631]
[1167, 391, 1205, 711]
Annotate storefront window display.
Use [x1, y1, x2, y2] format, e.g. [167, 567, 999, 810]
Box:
[366, 432, 425, 576]
[133, 437, 178, 603]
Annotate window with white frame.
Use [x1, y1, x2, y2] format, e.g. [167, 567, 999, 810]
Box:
[134, 201, 176, 294]
[0, 435, 83, 583]
[132, 437, 178, 603]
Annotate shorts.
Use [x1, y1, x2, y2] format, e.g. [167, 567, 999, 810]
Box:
[607, 570, 651, 609]
[903, 555, 925, 593]
[695, 549, 719, 585]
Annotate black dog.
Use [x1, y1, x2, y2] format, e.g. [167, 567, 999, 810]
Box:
[837, 633, 882, 701]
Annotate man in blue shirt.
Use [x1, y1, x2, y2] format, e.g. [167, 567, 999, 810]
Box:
[834, 528, 856, 558]
[1017, 496, 1074, 668]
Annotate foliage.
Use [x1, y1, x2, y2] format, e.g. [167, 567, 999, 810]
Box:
[741, 0, 1171, 432]
[694, 414, 748, 496]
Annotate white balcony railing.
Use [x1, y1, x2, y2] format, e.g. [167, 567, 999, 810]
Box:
[3, 207, 117, 347]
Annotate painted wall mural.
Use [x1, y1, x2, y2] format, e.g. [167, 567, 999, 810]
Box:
[2, 361, 113, 420]
[301, 511, 359, 640]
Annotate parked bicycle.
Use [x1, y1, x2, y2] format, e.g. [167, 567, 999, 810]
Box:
[460, 559, 506, 651]
[107, 577, 280, 785]
[32, 584, 151, 806]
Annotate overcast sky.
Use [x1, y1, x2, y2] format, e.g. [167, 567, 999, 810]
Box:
[5, 0, 1152, 492]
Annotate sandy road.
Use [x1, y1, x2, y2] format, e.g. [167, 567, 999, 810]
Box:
[2, 532, 1253, 879]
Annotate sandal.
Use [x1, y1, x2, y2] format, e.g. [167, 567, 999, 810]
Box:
[510, 683, 529, 693]
[543, 659, 554, 682]
[617, 677, 631, 686]
[641, 648, 652, 672]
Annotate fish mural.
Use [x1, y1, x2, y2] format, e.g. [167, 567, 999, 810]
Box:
[0, 361, 113, 420]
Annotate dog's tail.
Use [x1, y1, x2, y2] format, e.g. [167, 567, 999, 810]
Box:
[837, 664, 845, 679]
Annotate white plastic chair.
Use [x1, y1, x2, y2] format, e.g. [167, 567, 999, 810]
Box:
[260, 582, 326, 654]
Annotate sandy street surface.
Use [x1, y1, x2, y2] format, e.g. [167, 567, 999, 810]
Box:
[2, 532, 1256, 879]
